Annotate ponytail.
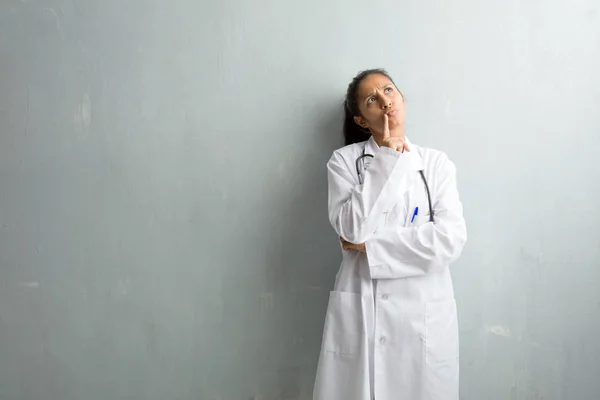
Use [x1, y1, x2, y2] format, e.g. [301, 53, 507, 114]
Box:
[343, 101, 370, 146]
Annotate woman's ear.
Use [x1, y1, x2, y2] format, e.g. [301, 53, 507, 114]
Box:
[353, 115, 368, 129]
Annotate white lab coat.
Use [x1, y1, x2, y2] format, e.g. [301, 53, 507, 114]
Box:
[313, 136, 467, 400]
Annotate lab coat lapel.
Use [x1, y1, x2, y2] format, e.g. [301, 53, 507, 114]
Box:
[362, 136, 379, 171]
[364, 136, 425, 226]
[403, 142, 426, 226]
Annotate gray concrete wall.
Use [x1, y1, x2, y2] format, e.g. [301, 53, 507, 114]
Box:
[1, 0, 599, 399]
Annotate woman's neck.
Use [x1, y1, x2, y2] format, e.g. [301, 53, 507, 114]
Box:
[373, 126, 406, 147]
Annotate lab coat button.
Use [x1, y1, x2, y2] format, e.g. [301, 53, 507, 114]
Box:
[379, 336, 386, 344]
[381, 294, 389, 300]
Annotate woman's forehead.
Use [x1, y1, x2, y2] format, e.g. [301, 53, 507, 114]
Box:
[358, 74, 394, 97]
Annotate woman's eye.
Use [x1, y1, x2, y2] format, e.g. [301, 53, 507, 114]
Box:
[385, 87, 393, 93]
[367, 97, 375, 104]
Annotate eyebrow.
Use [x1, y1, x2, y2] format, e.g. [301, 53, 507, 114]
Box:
[361, 91, 376, 102]
[361, 84, 394, 102]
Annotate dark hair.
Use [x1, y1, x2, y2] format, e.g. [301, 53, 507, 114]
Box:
[343, 68, 397, 146]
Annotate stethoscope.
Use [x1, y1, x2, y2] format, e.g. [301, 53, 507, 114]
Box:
[355, 147, 434, 223]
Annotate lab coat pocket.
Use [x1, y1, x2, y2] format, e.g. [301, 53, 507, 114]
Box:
[412, 210, 431, 227]
[425, 299, 459, 364]
[322, 291, 363, 355]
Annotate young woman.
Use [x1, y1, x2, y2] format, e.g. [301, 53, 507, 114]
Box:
[313, 69, 467, 400]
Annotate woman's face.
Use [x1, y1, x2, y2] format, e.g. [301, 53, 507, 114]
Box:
[354, 73, 406, 137]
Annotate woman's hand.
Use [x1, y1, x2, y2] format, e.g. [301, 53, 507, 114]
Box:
[381, 114, 410, 152]
[340, 237, 366, 253]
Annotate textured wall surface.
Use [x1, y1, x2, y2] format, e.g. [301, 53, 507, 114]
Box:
[1, 0, 599, 399]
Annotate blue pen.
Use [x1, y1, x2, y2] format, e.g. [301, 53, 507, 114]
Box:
[410, 207, 419, 223]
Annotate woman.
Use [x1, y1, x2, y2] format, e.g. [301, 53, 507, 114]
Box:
[313, 69, 467, 400]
